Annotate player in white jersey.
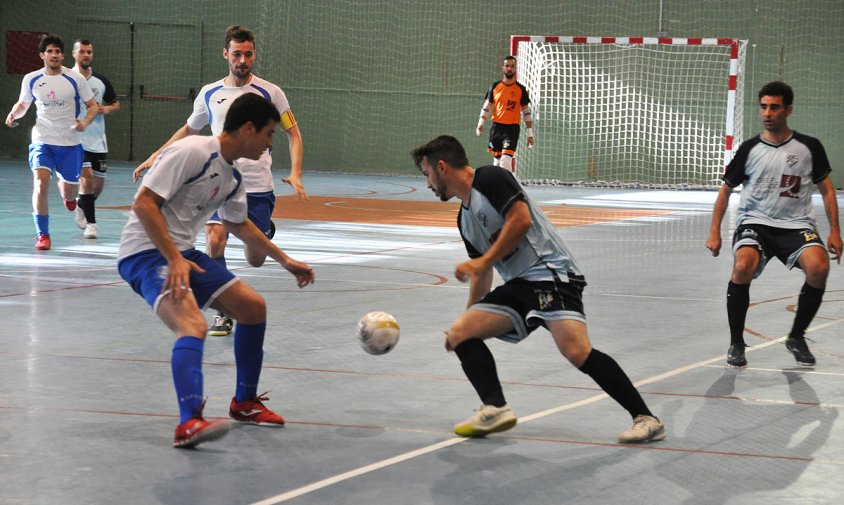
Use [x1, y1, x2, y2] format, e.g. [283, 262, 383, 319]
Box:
[411, 135, 665, 444]
[72, 38, 120, 240]
[706, 81, 842, 368]
[133, 25, 305, 336]
[118, 94, 314, 448]
[5, 34, 97, 250]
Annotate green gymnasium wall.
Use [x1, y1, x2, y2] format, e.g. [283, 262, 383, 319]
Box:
[2, 0, 843, 187]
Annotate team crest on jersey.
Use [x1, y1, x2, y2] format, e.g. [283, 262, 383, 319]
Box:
[537, 290, 555, 310]
[786, 154, 799, 168]
[476, 210, 488, 227]
[802, 230, 819, 242]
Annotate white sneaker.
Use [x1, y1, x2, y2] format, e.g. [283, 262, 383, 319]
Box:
[75, 206, 86, 229]
[617, 415, 666, 443]
[453, 404, 517, 437]
[83, 223, 98, 239]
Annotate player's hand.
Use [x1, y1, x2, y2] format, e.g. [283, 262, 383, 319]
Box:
[528, 136, 535, 149]
[475, 124, 483, 137]
[163, 256, 205, 300]
[705, 232, 722, 257]
[284, 258, 315, 287]
[281, 174, 309, 201]
[827, 234, 843, 263]
[455, 258, 486, 282]
[133, 160, 153, 183]
[74, 119, 88, 132]
[5, 113, 18, 128]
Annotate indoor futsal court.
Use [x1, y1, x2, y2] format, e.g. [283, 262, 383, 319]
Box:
[1, 160, 842, 504]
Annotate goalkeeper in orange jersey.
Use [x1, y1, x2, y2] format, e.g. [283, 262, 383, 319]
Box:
[475, 55, 534, 173]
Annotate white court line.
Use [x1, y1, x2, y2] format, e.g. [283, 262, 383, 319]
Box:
[252, 318, 844, 504]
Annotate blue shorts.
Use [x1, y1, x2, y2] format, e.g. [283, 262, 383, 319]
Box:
[29, 143, 84, 183]
[209, 191, 276, 238]
[118, 248, 239, 313]
[472, 272, 587, 343]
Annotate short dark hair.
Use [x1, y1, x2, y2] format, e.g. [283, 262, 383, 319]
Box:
[223, 93, 280, 133]
[758, 81, 794, 106]
[225, 25, 255, 49]
[504, 55, 517, 63]
[38, 34, 64, 53]
[410, 135, 469, 171]
[73, 38, 92, 49]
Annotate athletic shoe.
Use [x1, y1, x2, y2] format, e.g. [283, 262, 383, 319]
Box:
[617, 415, 666, 443]
[229, 392, 285, 426]
[64, 199, 77, 211]
[173, 417, 230, 449]
[35, 234, 51, 250]
[453, 404, 517, 438]
[785, 338, 816, 366]
[75, 206, 86, 229]
[83, 223, 98, 239]
[208, 313, 234, 336]
[726, 344, 747, 368]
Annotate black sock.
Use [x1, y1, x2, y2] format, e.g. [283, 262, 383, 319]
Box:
[727, 281, 750, 347]
[77, 193, 97, 223]
[454, 339, 506, 407]
[789, 282, 825, 340]
[579, 349, 652, 419]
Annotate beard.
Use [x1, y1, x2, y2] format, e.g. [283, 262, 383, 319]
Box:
[504, 71, 515, 79]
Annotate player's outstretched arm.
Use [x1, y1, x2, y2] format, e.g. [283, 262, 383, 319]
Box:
[280, 124, 308, 200]
[706, 184, 732, 257]
[817, 177, 842, 263]
[476, 100, 491, 136]
[133, 125, 198, 182]
[225, 218, 314, 287]
[5, 101, 29, 128]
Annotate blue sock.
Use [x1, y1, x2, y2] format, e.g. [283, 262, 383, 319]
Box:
[33, 214, 49, 236]
[214, 255, 227, 269]
[171, 336, 205, 424]
[234, 321, 266, 402]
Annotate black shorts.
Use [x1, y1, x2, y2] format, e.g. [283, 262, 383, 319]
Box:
[487, 123, 520, 157]
[732, 223, 826, 277]
[472, 272, 587, 343]
[83, 151, 108, 177]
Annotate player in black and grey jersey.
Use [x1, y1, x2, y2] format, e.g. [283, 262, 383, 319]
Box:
[411, 135, 665, 444]
[707, 81, 842, 368]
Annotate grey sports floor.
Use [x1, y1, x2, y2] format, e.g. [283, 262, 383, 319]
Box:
[1, 160, 842, 505]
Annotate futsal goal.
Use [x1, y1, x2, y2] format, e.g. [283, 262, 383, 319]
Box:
[511, 36, 747, 188]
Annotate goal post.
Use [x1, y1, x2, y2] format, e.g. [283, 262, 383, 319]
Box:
[511, 36, 747, 188]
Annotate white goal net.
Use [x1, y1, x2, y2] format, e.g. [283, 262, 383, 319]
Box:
[512, 36, 747, 188]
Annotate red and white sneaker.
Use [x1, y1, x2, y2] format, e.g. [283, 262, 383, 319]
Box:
[229, 392, 285, 426]
[173, 417, 230, 448]
[35, 234, 51, 250]
[64, 199, 77, 211]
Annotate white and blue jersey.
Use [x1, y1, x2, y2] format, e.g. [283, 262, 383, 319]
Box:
[723, 132, 831, 230]
[18, 66, 94, 146]
[118, 136, 248, 261]
[78, 71, 118, 153]
[459, 166, 584, 283]
[187, 75, 295, 193]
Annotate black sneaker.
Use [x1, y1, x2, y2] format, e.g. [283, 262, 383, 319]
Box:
[726, 344, 747, 368]
[785, 338, 816, 366]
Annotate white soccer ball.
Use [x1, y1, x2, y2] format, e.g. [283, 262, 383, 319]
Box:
[357, 311, 400, 355]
